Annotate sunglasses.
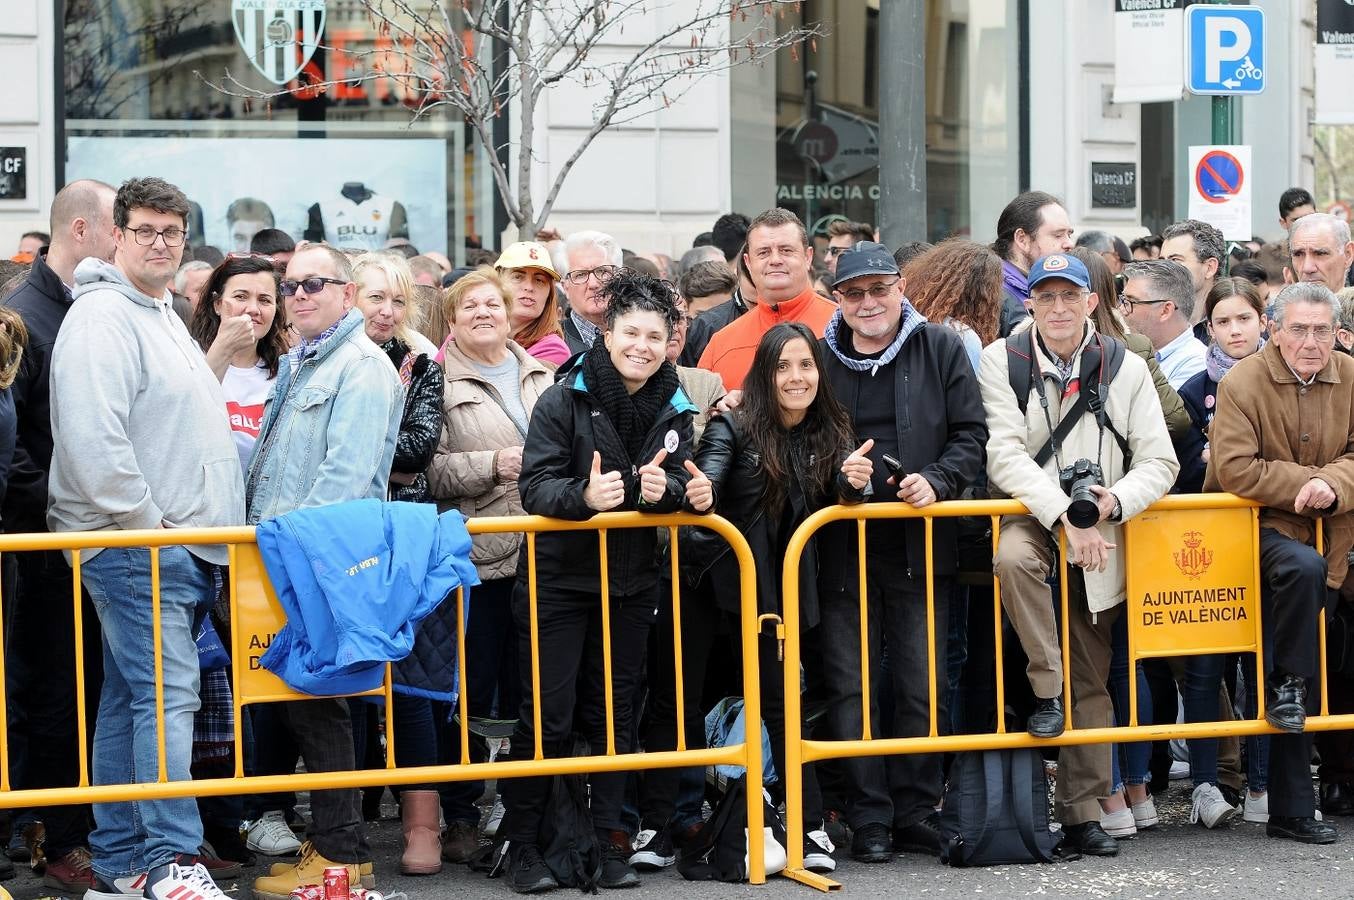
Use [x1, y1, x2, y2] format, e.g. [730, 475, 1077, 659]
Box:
[279, 277, 348, 297]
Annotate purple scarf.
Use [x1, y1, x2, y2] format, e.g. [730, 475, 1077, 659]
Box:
[1205, 338, 1264, 383]
[1001, 260, 1029, 301]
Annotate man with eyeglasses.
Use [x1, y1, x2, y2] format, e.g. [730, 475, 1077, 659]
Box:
[823, 219, 875, 277]
[815, 242, 987, 864]
[559, 230, 625, 356]
[1119, 259, 1208, 390]
[247, 242, 402, 900]
[1205, 282, 1350, 846]
[981, 253, 1178, 858]
[48, 177, 245, 900]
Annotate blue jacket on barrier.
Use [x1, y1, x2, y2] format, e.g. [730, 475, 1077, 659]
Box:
[257, 498, 480, 697]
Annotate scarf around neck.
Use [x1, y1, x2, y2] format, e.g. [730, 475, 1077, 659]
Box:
[1205, 337, 1264, 383]
[581, 338, 679, 462]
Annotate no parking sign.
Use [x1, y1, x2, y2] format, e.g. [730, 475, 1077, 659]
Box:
[1187, 145, 1252, 240]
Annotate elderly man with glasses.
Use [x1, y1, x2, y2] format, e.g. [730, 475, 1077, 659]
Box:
[247, 242, 403, 900]
[1206, 282, 1349, 846]
[560, 230, 624, 356]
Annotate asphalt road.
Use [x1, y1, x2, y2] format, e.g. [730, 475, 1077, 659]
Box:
[3, 780, 1348, 900]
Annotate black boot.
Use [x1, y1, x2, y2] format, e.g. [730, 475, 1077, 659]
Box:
[1027, 695, 1065, 738]
[1265, 674, 1307, 734]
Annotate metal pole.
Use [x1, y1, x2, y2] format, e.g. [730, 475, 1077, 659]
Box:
[877, 0, 927, 245]
[1209, 0, 1236, 145]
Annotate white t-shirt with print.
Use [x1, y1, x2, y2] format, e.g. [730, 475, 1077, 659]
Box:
[222, 363, 275, 473]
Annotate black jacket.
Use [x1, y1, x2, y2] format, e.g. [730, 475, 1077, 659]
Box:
[382, 339, 444, 503]
[681, 414, 865, 629]
[818, 317, 988, 586]
[1174, 368, 1215, 494]
[2, 252, 71, 532]
[517, 360, 696, 597]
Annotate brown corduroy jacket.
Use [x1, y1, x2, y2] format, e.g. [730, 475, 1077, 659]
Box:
[1204, 341, 1354, 587]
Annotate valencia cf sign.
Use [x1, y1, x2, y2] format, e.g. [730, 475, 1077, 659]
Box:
[232, 0, 327, 86]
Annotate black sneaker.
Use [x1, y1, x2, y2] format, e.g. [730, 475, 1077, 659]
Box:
[628, 828, 675, 870]
[893, 815, 941, 856]
[507, 842, 558, 894]
[597, 833, 640, 889]
[803, 829, 837, 873]
[203, 823, 256, 867]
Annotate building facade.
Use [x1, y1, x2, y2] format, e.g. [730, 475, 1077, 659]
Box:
[0, 0, 1318, 258]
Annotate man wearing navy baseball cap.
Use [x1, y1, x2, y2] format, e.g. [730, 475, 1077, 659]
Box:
[979, 252, 1179, 857]
[815, 241, 988, 864]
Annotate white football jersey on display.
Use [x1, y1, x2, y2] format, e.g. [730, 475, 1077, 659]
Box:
[320, 194, 396, 250]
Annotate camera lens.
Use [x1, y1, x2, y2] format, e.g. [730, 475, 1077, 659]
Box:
[1066, 490, 1100, 529]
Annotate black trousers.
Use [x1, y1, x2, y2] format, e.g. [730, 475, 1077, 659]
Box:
[273, 698, 371, 861]
[6, 549, 103, 859]
[817, 550, 948, 830]
[1259, 529, 1328, 819]
[500, 582, 656, 841]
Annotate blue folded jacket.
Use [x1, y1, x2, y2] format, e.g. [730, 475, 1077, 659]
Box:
[257, 499, 480, 696]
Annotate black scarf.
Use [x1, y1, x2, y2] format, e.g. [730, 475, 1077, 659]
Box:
[581, 338, 680, 462]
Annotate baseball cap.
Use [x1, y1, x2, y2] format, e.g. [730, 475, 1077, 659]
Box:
[495, 241, 559, 280]
[1027, 253, 1090, 291]
[832, 241, 900, 287]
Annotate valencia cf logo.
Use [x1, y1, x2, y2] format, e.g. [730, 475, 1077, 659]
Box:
[232, 0, 327, 86]
[1173, 530, 1213, 580]
[1043, 254, 1069, 271]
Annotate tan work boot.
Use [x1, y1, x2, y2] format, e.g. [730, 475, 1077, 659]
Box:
[266, 842, 372, 881]
[400, 790, 443, 875]
[253, 842, 374, 900]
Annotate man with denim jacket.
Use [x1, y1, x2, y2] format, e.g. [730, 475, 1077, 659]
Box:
[247, 243, 401, 900]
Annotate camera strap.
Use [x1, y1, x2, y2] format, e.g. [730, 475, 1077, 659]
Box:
[1021, 332, 1132, 470]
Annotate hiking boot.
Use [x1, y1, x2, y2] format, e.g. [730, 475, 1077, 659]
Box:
[266, 843, 372, 882]
[1190, 783, 1239, 829]
[597, 831, 639, 889]
[441, 820, 482, 864]
[803, 829, 836, 872]
[245, 811, 302, 857]
[43, 846, 94, 892]
[144, 861, 231, 900]
[506, 842, 557, 894]
[628, 828, 675, 870]
[253, 843, 373, 900]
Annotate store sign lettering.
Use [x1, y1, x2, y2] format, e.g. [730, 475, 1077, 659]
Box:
[232, 0, 327, 86]
[776, 184, 882, 202]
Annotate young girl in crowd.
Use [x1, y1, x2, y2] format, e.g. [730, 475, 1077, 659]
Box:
[683, 322, 873, 874]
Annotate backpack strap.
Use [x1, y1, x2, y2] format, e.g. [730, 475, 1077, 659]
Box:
[1006, 329, 1036, 416]
[1009, 751, 1056, 863]
[964, 751, 1007, 864]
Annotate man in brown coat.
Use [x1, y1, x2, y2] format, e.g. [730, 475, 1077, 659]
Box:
[1206, 281, 1354, 845]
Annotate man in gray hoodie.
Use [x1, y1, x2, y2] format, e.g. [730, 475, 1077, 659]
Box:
[48, 177, 244, 900]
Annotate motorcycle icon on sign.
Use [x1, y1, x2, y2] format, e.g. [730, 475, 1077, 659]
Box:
[1234, 56, 1262, 81]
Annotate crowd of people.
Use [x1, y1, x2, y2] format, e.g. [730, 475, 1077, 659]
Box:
[2, 175, 1354, 900]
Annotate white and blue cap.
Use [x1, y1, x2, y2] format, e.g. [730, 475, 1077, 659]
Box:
[1027, 253, 1090, 291]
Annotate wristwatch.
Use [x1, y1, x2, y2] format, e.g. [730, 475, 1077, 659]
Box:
[1110, 493, 1123, 522]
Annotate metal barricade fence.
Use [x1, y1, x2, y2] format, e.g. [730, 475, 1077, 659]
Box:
[0, 512, 770, 883]
[777, 494, 1354, 892]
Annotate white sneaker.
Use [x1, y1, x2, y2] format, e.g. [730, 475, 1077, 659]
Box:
[1131, 794, 1160, 830]
[482, 795, 506, 838]
[245, 810, 303, 855]
[84, 872, 147, 900]
[803, 829, 836, 873]
[1099, 806, 1136, 838]
[144, 862, 229, 900]
[1190, 783, 1239, 829]
[1169, 759, 1191, 780]
[1244, 791, 1269, 823]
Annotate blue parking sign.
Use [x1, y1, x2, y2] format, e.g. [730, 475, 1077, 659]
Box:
[1187, 5, 1265, 96]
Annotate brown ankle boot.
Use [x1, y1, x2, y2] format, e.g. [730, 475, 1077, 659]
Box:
[400, 790, 443, 875]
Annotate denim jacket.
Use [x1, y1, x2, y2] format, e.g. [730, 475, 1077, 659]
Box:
[245, 309, 402, 524]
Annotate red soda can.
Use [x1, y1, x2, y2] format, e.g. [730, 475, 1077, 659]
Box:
[322, 866, 349, 900]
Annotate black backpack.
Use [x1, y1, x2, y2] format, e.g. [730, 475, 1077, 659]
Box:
[939, 749, 1059, 867]
[1006, 328, 1132, 468]
[677, 775, 787, 882]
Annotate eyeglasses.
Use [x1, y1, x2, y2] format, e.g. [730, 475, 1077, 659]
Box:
[835, 278, 900, 303]
[1116, 294, 1168, 314]
[563, 265, 619, 285]
[1283, 324, 1336, 343]
[123, 225, 186, 247]
[1031, 288, 1089, 308]
[279, 277, 348, 297]
[825, 246, 850, 257]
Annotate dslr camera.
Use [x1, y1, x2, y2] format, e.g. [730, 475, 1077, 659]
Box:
[1059, 458, 1104, 529]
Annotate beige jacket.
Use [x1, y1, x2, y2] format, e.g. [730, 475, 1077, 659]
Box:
[427, 340, 554, 581]
[676, 365, 726, 444]
[979, 322, 1180, 612]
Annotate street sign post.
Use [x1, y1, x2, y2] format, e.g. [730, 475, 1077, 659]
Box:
[1188, 145, 1252, 240]
[1187, 4, 1265, 96]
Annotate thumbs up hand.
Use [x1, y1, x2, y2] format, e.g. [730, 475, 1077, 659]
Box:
[684, 459, 714, 512]
[841, 438, 875, 491]
[584, 451, 625, 511]
[638, 448, 670, 505]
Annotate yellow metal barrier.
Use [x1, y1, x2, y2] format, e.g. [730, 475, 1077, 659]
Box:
[0, 512, 769, 883]
[779, 494, 1354, 892]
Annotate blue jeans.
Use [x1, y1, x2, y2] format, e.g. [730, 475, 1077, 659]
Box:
[82, 546, 210, 879]
[1108, 613, 1152, 792]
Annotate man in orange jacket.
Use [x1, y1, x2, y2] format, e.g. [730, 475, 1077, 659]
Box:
[697, 207, 837, 390]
